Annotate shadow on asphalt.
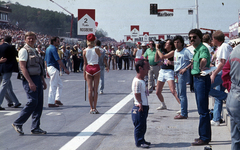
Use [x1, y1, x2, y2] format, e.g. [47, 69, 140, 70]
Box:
[209, 140, 231, 145]
[23, 132, 112, 137]
[100, 92, 131, 95]
[150, 142, 191, 148]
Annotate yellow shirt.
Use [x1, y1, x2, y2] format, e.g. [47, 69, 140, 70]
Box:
[58, 49, 64, 59]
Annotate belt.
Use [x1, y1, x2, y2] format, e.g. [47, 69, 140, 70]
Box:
[193, 73, 201, 77]
[150, 64, 158, 66]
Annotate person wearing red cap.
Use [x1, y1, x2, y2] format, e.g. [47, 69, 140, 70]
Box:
[83, 33, 101, 114]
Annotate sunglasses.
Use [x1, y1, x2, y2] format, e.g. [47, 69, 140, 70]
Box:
[188, 36, 197, 40]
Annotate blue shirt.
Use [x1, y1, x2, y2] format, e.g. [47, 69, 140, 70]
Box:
[45, 45, 60, 70]
[174, 48, 193, 72]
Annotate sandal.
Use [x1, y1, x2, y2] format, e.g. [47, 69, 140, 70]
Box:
[93, 109, 99, 114]
[89, 109, 94, 114]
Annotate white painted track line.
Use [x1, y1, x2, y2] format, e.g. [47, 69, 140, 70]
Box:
[59, 92, 133, 150]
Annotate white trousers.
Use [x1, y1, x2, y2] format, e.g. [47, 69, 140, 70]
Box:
[47, 66, 63, 104]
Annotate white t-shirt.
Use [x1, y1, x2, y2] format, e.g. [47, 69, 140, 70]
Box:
[135, 49, 143, 59]
[18, 44, 37, 61]
[215, 43, 232, 68]
[186, 45, 195, 54]
[203, 42, 214, 54]
[174, 48, 193, 72]
[132, 77, 148, 106]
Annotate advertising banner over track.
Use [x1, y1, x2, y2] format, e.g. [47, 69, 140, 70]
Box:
[157, 9, 174, 17]
[131, 25, 139, 39]
[78, 9, 95, 35]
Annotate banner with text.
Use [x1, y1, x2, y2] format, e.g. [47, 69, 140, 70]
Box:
[78, 9, 95, 35]
[157, 9, 174, 17]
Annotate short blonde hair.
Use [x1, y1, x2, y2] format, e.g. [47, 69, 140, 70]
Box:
[25, 31, 36, 40]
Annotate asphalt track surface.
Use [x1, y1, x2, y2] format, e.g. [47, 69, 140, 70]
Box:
[0, 70, 231, 150]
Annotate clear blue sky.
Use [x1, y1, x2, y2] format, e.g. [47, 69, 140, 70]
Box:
[8, 0, 240, 41]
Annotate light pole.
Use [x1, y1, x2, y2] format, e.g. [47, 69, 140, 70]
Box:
[50, 0, 74, 38]
[195, 0, 199, 29]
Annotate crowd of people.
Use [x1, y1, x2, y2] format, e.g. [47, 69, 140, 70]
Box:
[0, 22, 240, 149]
[131, 29, 240, 149]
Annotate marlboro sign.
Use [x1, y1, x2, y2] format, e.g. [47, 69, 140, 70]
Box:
[78, 9, 95, 35]
[158, 9, 174, 17]
[131, 25, 139, 39]
[143, 32, 149, 42]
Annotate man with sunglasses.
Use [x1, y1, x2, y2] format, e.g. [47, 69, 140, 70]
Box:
[143, 40, 160, 93]
[189, 29, 211, 146]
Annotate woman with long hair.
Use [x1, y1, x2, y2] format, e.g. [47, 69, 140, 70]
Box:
[155, 39, 180, 110]
[83, 33, 101, 114]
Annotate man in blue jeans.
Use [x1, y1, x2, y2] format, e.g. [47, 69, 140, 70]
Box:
[96, 40, 109, 94]
[189, 29, 211, 146]
[0, 35, 21, 110]
[209, 30, 232, 126]
[173, 35, 193, 119]
[12, 31, 47, 135]
[131, 59, 150, 148]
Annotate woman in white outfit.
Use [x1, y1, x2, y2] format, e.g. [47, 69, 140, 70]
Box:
[83, 33, 101, 114]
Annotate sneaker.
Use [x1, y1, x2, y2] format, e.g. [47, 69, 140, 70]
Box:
[137, 143, 150, 148]
[157, 105, 167, 110]
[0, 106, 5, 110]
[99, 91, 103, 94]
[211, 120, 220, 126]
[31, 128, 47, 134]
[176, 109, 181, 114]
[12, 124, 24, 135]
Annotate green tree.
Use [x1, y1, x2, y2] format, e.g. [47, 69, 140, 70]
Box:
[95, 28, 108, 39]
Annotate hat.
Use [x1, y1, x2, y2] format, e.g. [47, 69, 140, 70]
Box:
[141, 43, 146, 46]
[111, 46, 114, 49]
[73, 45, 78, 48]
[87, 33, 95, 41]
[136, 42, 141, 45]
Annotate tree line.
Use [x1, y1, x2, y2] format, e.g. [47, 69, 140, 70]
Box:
[0, 1, 107, 39]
